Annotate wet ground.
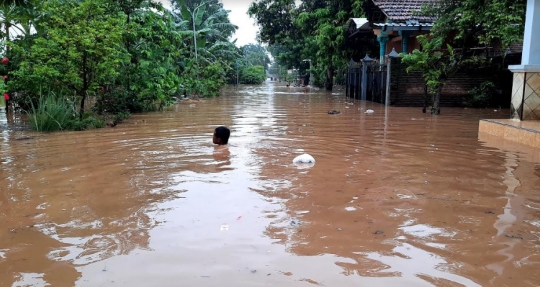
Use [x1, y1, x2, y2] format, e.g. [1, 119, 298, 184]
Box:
[1, 82, 539, 287]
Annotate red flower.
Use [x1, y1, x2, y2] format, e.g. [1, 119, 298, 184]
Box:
[4, 93, 9, 100]
[1, 57, 9, 65]
[2, 75, 7, 80]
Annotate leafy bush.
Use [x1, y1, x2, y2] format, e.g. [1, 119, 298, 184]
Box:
[28, 95, 77, 132]
[0, 81, 6, 108]
[201, 64, 227, 96]
[71, 113, 106, 131]
[180, 63, 227, 97]
[240, 66, 266, 84]
[464, 81, 496, 108]
[94, 88, 134, 114]
[10, 0, 128, 116]
[3, 0, 243, 130]
[28, 94, 104, 132]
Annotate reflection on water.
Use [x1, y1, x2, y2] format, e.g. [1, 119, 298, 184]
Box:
[1, 82, 539, 286]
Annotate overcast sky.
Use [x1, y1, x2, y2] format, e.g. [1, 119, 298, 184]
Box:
[158, 0, 259, 47]
[221, 0, 259, 46]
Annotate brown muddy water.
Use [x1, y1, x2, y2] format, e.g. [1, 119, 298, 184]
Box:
[1, 82, 540, 287]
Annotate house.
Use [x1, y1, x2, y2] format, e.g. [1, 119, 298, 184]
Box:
[363, 0, 436, 62]
[346, 0, 523, 108]
[351, 0, 523, 61]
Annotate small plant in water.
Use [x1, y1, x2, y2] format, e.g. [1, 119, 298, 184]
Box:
[29, 94, 77, 132]
[464, 81, 497, 108]
[28, 94, 105, 132]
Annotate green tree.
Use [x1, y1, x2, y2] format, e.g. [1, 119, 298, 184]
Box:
[402, 0, 526, 114]
[295, 1, 364, 90]
[401, 37, 462, 115]
[249, 0, 367, 90]
[173, 0, 237, 63]
[104, 1, 186, 112]
[10, 0, 129, 117]
[171, 0, 239, 97]
[240, 65, 266, 84]
[241, 44, 270, 69]
[248, 0, 296, 45]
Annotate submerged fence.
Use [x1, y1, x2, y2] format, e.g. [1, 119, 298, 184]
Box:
[345, 58, 388, 104]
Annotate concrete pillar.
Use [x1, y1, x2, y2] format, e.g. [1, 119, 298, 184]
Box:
[361, 55, 374, 101]
[377, 36, 389, 63]
[508, 0, 540, 120]
[521, 0, 540, 67]
[399, 31, 411, 54]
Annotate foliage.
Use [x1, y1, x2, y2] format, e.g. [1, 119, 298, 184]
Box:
[422, 0, 526, 52]
[28, 94, 104, 132]
[172, 0, 237, 62]
[10, 0, 128, 118]
[177, 61, 227, 97]
[402, 37, 464, 115]
[248, 0, 296, 45]
[464, 81, 497, 108]
[240, 66, 266, 85]
[240, 44, 271, 70]
[113, 3, 184, 112]
[1, 0, 242, 132]
[249, 0, 371, 90]
[171, 0, 239, 97]
[0, 79, 6, 95]
[401, 0, 526, 115]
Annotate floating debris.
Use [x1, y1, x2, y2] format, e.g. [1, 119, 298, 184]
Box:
[14, 136, 35, 141]
[505, 234, 523, 240]
[293, 154, 315, 164]
[365, 109, 375, 114]
[328, 110, 341, 115]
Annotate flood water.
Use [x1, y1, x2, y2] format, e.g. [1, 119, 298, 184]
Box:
[1, 82, 540, 287]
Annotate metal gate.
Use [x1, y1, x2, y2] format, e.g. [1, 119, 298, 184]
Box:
[346, 59, 388, 104]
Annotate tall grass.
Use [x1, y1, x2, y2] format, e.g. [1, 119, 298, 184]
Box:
[28, 94, 77, 132]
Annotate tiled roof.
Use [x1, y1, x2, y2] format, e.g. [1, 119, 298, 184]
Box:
[372, 0, 437, 23]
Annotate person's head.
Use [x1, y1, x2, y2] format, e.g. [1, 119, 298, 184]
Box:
[213, 126, 230, 145]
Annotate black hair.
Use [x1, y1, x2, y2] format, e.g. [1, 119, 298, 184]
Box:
[215, 126, 230, 144]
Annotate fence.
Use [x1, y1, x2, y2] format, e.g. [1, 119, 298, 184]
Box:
[345, 58, 388, 104]
[345, 56, 515, 107]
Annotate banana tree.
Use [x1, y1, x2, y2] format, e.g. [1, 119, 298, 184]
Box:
[173, 0, 237, 63]
[1, 5, 25, 42]
[0, 1, 39, 54]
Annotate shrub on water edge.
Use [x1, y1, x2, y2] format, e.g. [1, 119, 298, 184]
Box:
[464, 81, 497, 108]
[29, 95, 77, 132]
[71, 113, 106, 131]
[240, 66, 266, 85]
[28, 95, 105, 132]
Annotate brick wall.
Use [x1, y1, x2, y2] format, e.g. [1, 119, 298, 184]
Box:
[389, 59, 517, 107]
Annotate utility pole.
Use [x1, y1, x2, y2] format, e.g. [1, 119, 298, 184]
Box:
[188, 0, 210, 63]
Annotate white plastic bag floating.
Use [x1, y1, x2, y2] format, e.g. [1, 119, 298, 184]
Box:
[293, 153, 315, 163]
[293, 154, 315, 170]
[365, 109, 375, 114]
